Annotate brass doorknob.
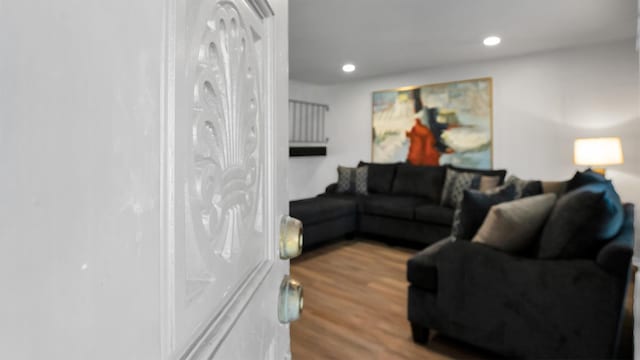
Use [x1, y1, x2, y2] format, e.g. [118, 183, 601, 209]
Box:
[278, 275, 303, 323]
[279, 216, 303, 259]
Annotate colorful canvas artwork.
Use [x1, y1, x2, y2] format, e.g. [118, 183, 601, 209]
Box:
[372, 78, 493, 169]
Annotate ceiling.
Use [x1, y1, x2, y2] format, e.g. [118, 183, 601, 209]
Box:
[289, 0, 637, 84]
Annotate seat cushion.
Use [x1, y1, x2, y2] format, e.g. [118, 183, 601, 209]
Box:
[391, 164, 446, 203]
[318, 192, 365, 212]
[406, 237, 453, 291]
[358, 161, 398, 194]
[361, 194, 428, 220]
[290, 197, 357, 225]
[414, 204, 455, 226]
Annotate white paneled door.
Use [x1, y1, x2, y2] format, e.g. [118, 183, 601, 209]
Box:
[0, 0, 291, 358]
[170, 0, 293, 358]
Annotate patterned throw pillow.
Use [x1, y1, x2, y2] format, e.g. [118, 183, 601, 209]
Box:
[440, 169, 478, 208]
[336, 166, 368, 195]
[505, 175, 543, 198]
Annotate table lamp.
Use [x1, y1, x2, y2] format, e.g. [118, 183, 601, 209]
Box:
[574, 137, 624, 176]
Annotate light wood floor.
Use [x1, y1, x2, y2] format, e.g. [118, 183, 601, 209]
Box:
[290, 239, 634, 360]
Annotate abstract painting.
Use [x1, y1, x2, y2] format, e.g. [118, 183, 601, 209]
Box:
[372, 78, 492, 169]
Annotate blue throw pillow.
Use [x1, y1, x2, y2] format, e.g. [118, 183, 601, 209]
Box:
[566, 169, 607, 191]
[451, 184, 518, 240]
[579, 181, 624, 241]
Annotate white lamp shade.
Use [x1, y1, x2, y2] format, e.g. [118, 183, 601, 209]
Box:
[574, 137, 624, 166]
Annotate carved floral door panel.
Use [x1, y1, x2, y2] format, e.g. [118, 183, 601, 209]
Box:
[168, 0, 289, 358]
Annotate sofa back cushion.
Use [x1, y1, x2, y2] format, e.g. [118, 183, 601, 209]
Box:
[391, 164, 446, 203]
[541, 180, 568, 197]
[358, 161, 398, 194]
[537, 181, 624, 259]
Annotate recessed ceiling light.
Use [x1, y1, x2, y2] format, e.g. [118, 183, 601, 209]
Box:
[483, 36, 501, 47]
[342, 63, 356, 73]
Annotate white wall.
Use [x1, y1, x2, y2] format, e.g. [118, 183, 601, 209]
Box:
[0, 0, 164, 358]
[288, 80, 336, 200]
[289, 40, 639, 213]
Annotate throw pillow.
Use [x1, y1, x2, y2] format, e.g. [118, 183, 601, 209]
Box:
[440, 169, 479, 208]
[472, 193, 557, 253]
[358, 161, 398, 194]
[451, 183, 518, 241]
[391, 164, 446, 203]
[477, 176, 501, 192]
[578, 181, 624, 241]
[536, 184, 607, 259]
[566, 169, 607, 191]
[505, 175, 543, 198]
[447, 165, 508, 184]
[541, 181, 568, 197]
[336, 166, 368, 195]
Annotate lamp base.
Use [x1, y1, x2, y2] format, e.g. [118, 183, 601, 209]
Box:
[591, 167, 606, 176]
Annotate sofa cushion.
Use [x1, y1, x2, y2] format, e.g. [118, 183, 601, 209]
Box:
[538, 181, 623, 259]
[290, 197, 357, 225]
[472, 193, 557, 254]
[391, 164, 446, 203]
[505, 175, 543, 198]
[583, 181, 625, 241]
[451, 184, 518, 241]
[361, 194, 428, 220]
[414, 204, 455, 226]
[336, 166, 368, 195]
[542, 180, 568, 197]
[406, 237, 453, 291]
[318, 192, 365, 212]
[358, 161, 398, 194]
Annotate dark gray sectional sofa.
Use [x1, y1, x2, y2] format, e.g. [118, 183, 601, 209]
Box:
[290, 163, 635, 359]
[290, 162, 505, 248]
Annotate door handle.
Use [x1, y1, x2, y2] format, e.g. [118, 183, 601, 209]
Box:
[279, 216, 303, 259]
[278, 275, 303, 324]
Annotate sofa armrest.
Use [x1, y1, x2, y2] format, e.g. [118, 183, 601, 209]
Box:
[325, 183, 338, 194]
[596, 203, 634, 278]
[431, 240, 625, 357]
[406, 236, 454, 289]
[436, 240, 623, 298]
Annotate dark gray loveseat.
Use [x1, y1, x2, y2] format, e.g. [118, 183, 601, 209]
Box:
[407, 203, 635, 358]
